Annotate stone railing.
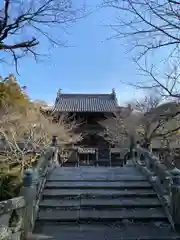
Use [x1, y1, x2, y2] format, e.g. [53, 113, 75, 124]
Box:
[133, 147, 180, 230]
[0, 138, 59, 240]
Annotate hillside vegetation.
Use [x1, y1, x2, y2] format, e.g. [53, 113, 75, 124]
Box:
[0, 74, 81, 200]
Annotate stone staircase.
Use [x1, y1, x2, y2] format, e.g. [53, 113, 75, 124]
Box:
[62, 158, 124, 167]
[62, 160, 77, 167]
[34, 166, 180, 239]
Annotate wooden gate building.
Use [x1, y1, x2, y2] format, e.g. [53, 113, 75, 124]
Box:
[49, 88, 123, 165]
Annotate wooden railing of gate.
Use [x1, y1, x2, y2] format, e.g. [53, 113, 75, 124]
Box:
[0, 143, 58, 240]
[61, 147, 115, 167]
[133, 147, 180, 230]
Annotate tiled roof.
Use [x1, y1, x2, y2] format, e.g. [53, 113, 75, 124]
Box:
[53, 93, 118, 112]
[147, 102, 180, 117]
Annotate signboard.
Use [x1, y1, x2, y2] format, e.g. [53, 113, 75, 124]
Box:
[78, 147, 96, 154]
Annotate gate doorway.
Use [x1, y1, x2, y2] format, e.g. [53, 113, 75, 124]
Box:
[79, 153, 97, 166]
[78, 148, 97, 166]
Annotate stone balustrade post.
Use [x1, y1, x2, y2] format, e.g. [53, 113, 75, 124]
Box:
[132, 149, 136, 161]
[51, 135, 60, 166]
[21, 168, 37, 238]
[51, 135, 57, 147]
[170, 167, 180, 229]
[136, 146, 141, 162]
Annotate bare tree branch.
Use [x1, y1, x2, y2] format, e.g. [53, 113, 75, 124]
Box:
[128, 60, 180, 100]
[99, 92, 180, 150]
[169, 0, 180, 5]
[103, 0, 180, 60]
[0, 0, 86, 69]
[103, 1, 180, 104]
[0, 103, 81, 174]
[98, 106, 138, 147]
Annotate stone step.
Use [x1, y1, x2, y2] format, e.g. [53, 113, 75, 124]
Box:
[45, 181, 151, 189]
[111, 163, 124, 166]
[39, 198, 161, 209]
[47, 178, 148, 182]
[97, 160, 111, 163]
[63, 162, 77, 166]
[51, 166, 141, 175]
[97, 163, 111, 166]
[47, 174, 147, 181]
[33, 222, 180, 240]
[37, 208, 167, 222]
[42, 189, 157, 199]
[34, 165, 180, 239]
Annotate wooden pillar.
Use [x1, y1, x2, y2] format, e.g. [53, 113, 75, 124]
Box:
[87, 153, 89, 165]
[76, 150, 78, 167]
[109, 148, 112, 167]
[129, 135, 135, 159]
[170, 167, 180, 229]
[77, 150, 80, 167]
[96, 149, 98, 167]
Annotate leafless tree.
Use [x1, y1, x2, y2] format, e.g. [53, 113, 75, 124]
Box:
[99, 93, 180, 152]
[132, 92, 180, 159]
[0, 104, 81, 174]
[99, 106, 139, 147]
[135, 93, 164, 142]
[101, 0, 180, 112]
[102, 0, 180, 60]
[130, 61, 180, 100]
[0, 0, 86, 70]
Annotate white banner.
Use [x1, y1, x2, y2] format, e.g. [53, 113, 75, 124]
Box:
[78, 147, 96, 154]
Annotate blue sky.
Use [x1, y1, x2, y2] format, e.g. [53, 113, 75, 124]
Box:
[0, 1, 146, 106]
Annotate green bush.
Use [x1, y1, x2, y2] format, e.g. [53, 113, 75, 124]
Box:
[0, 170, 23, 201]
